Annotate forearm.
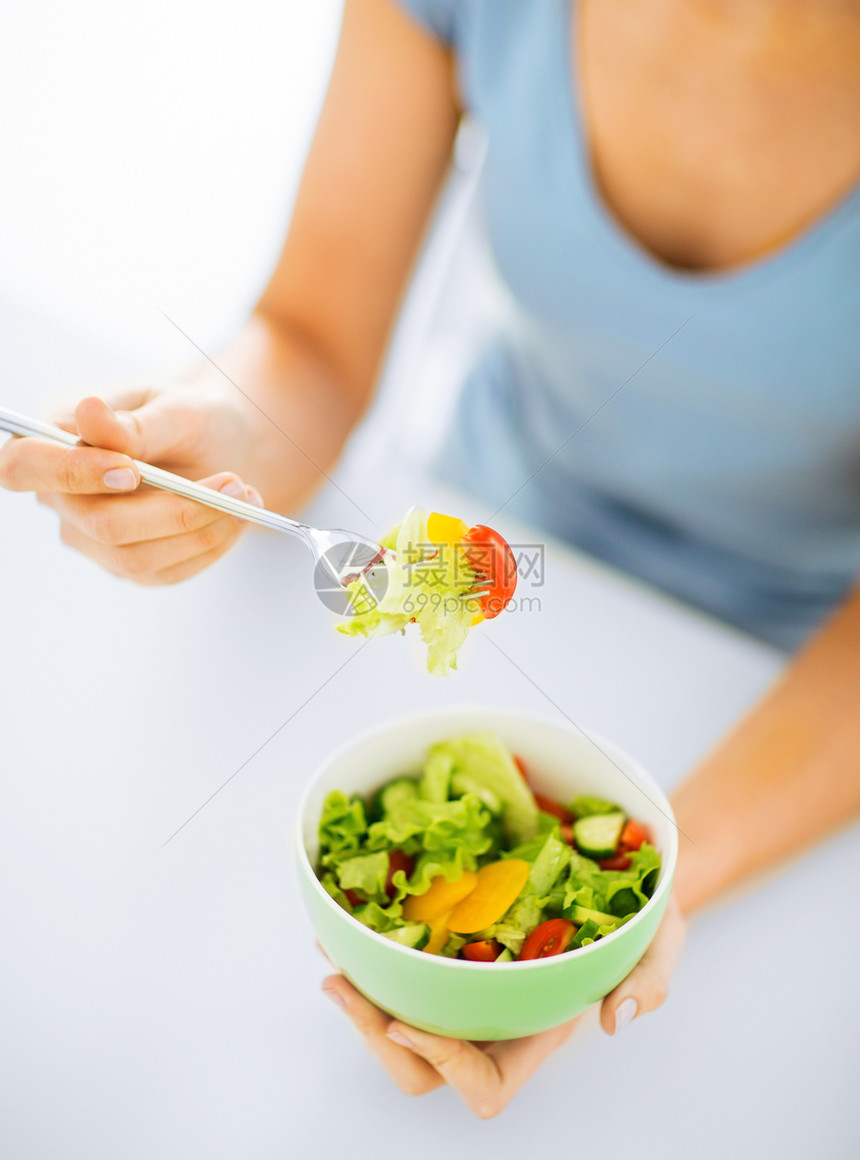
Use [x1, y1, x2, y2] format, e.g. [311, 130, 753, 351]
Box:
[183, 310, 370, 514]
[671, 584, 860, 915]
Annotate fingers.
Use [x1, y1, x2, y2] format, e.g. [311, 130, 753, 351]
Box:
[0, 436, 140, 496]
[44, 472, 263, 585]
[58, 511, 244, 585]
[384, 1018, 578, 1119]
[38, 472, 258, 546]
[73, 393, 182, 462]
[321, 976, 443, 1097]
[599, 892, 686, 1036]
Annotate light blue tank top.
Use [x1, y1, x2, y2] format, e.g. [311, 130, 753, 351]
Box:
[397, 0, 860, 650]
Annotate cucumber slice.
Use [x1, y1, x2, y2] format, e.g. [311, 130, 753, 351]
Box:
[573, 811, 625, 858]
[495, 947, 513, 962]
[382, 923, 430, 950]
[376, 777, 418, 816]
[568, 904, 622, 929]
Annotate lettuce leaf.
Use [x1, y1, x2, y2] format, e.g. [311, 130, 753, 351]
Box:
[318, 791, 368, 863]
[353, 900, 404, 933]
[430, 732, 539, 844]
[366, 794, 491, 861]
[418, 749, 453, 803]
[336, 851, 389, 898]
[526, 831, 571, 896]
[337, 507, 480, 675]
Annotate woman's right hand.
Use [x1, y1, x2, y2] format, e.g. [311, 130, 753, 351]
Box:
[0, 387, 264, 585]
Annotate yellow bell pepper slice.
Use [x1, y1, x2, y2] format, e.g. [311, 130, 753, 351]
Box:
[447, 859, 530, 934]
[402, 870, 479, 922]
[424, 908, 454, 955]
[427, 511, 469, 545]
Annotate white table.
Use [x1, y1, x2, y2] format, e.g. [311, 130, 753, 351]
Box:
[1, 301, 857, 1159]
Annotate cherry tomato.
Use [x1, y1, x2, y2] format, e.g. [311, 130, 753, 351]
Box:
[343, 889, 363, 909]
[534, 793, 575, 824]
[461, 525, 518, 619]
[385, 849, 414, 899]
[597, 853, 632, 871]
[560, 822, 575, 846]
[514, 755, 531, 783]
[461, 939, 504, 962]
[519, 918, 577, 960]
[619, 819, 649, 852]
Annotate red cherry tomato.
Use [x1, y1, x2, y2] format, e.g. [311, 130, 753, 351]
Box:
[597, 853, 632, 871]
[519, 918, 577, 960]
[461, 939, 504, 962]
[462, 525, 518, 619]
[534, 793, 575, 824]
[619, 819, 649, 852]
[343, 889, 363, 908]
[560, 822, 575, 846]
[514, 755, 531, 783]
[385, 849, 414, 899]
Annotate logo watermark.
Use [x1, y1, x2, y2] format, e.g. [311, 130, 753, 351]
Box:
[312, 540, 546, 616]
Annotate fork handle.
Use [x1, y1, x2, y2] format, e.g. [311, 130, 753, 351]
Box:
[0, 405, 313, 542]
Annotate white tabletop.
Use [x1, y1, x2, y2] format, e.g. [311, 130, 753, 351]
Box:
[1, 301, 857, 1159]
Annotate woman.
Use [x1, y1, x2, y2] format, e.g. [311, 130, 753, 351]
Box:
[1, 0, 858, 1118]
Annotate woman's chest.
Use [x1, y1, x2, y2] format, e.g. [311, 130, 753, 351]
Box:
[576, 0, 860, 272]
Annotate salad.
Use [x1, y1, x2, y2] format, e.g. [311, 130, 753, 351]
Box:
[317, 731, 661, 962]
[337, 508, 517, 675]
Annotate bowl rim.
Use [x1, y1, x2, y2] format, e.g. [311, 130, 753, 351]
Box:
[296, 704, 678, 971]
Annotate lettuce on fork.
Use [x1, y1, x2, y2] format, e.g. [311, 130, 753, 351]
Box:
[336, 507, 480, 675]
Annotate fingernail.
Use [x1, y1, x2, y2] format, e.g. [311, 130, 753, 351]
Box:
[246, 486, 264, 508]
[103, 468, 137, 490]
[322, 985, 347, 1012]
[614, 997, 638, 1034]
[386, 1027, 415, 1050]
[218, 479, 245, 499]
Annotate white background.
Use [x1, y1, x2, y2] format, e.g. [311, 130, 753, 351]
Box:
[0, 0, 342, 358]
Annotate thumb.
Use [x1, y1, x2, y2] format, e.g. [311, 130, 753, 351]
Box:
[599, 893, 685, 1036]
[73, 394, 178, 462]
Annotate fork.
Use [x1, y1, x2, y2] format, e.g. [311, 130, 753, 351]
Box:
[0, 405, 391, 589]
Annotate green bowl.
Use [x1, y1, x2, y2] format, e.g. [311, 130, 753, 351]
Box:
[296, 706, 677, 1040]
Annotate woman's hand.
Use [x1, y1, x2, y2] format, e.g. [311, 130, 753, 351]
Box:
[0, 387, 263, 585]
[321, 893, 685, 1119]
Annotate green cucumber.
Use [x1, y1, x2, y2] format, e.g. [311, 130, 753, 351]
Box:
[382, 923, 430, 950]
[568, 903, 622, 929]
[495, 948, 513, 962]
[572, 811, 625, 859]
[376, 777, 418, 816]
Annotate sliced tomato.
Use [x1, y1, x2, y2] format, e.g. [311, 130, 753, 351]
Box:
[519, 918, 577, 960]
[560, 822, 575, 846]
[343, 888, 363, 909]
[597, 852, 632, 871]
[619, 819, 649, 852]
[461, 525, 518, 620]
[461, 939, 503, 962]
[513, 755, 531, 783]
[385, 849, 414, 899]
[534, 793, 575, 824]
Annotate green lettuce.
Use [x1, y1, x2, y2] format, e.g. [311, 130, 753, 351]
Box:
[318, 791, 368, 864]
[429, 732, 539, 844]
[336, 851, 389, 898]
[337, 507, 480, 675]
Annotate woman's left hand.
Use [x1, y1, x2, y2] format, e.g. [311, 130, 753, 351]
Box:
[321, 892, 685, 1119]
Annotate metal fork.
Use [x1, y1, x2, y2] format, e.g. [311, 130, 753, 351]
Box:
[0, 405, 391, 590]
